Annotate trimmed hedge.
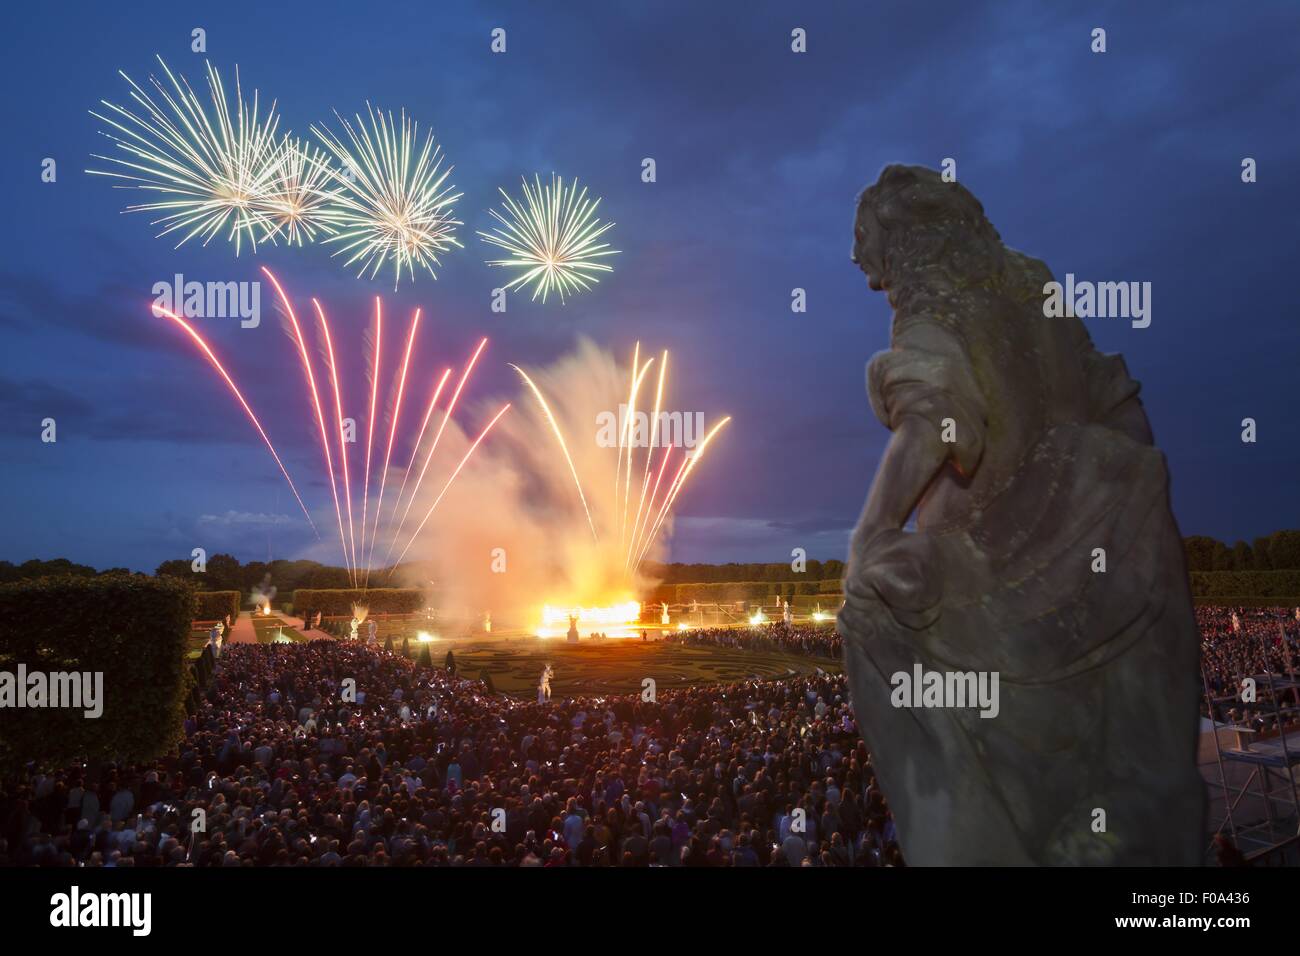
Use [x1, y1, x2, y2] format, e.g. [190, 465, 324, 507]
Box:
[291, 588, 424, 616]
[0, 573, 194, 774]
[194, 590, 240, 622]
[1190, 571, 1300, 599]
[780, 593, 844, 609]
[674, 581, 769, 604]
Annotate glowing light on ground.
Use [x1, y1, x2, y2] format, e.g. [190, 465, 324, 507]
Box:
[536, 601, 641, 638]
[416, 631, 438, 642]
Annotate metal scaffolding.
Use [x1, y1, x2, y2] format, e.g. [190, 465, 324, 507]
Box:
[1201, 626, 1300, 865]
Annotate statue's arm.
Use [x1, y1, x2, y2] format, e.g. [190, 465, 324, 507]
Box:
[851, 415, 948, 558]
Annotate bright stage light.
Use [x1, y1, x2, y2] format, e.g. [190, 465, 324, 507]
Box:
[537, 600, 641, 638]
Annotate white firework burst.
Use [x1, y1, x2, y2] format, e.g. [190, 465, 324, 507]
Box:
[255, 136, 341, 246]
[310, 105, 462, 286]
[477, 174, 619, 304]
[87, 56, 284, 254]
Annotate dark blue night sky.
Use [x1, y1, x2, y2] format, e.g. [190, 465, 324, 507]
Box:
[0, 0, 1297, 572]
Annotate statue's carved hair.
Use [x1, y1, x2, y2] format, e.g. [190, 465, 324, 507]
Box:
[858, 164, 1006, 285]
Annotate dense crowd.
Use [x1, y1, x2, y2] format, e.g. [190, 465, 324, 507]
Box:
[1198, 605, 1300, 690]
[0, 626, 899, 867]
[669, 621, 842, 659]
[1198, 605, 1300, 727]
[12, 608, 1285, 867]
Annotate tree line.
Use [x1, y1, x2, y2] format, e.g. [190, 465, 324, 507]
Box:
[1183, 530, 1300, 573]
[4, 531, 1298, 592]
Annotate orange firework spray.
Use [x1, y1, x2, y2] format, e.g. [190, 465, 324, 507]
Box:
[620, 355, 654, 554]
[634, 416, 731, 573]
[510, 363, 599, 542]
[154, 305, 318, 537]
[626, 351, 666, 570]
[627, 440, 672, 575]
[615, 342, 640, 550]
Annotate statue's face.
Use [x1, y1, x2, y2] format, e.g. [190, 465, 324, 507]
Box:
[851, 203, 887, 291]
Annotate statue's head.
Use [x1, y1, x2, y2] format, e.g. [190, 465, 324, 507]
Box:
[853, 165, 1003, 291]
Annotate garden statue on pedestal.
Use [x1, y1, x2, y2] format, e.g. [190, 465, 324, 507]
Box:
[538, 663, 553, 704]
[837, 164, 1203, 866]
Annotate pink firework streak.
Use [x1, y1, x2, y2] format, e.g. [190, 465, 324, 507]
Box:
[152, 278, 500, 577]
[388, 367, 452, 535]
[384, 337, 488, 566]
[366, 306, 421, 578]
[313, 298, 357, 585]
[360, 298, 381, 588]
[263, 267, 349, 582]
[153, 305, 318, 537]
[391, 403, 512, 569]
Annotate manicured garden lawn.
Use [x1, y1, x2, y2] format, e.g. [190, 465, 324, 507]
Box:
[442, 637, 839, 699]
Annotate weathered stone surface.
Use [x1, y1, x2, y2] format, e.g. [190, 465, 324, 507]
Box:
[838, 165, 1204, 865]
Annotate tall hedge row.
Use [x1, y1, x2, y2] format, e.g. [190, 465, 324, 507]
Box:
[673, 581, 770, 604]
[194, 590, 240, 621]
[0, 573, 194, 774]
[292, 588, 424, 616]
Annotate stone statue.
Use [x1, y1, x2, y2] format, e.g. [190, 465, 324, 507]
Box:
[837, 165, 1202, 866]
[782, 599, 793, 626]
[538, 663, 553, 704]
[349, 617, 359, 641]
[660, 602, 670, 626]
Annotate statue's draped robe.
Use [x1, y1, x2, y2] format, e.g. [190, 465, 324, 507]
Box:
[839, 260, 1204, 865]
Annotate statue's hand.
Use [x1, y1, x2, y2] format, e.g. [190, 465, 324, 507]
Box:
[844, 526, 942, 631]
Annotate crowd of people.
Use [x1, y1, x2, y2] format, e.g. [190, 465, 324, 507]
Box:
[11, 609, 1284, 867]
[0, 626, 898, 867]
[1198, 605, 1300, 729]
[669, 622, 843, 659]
